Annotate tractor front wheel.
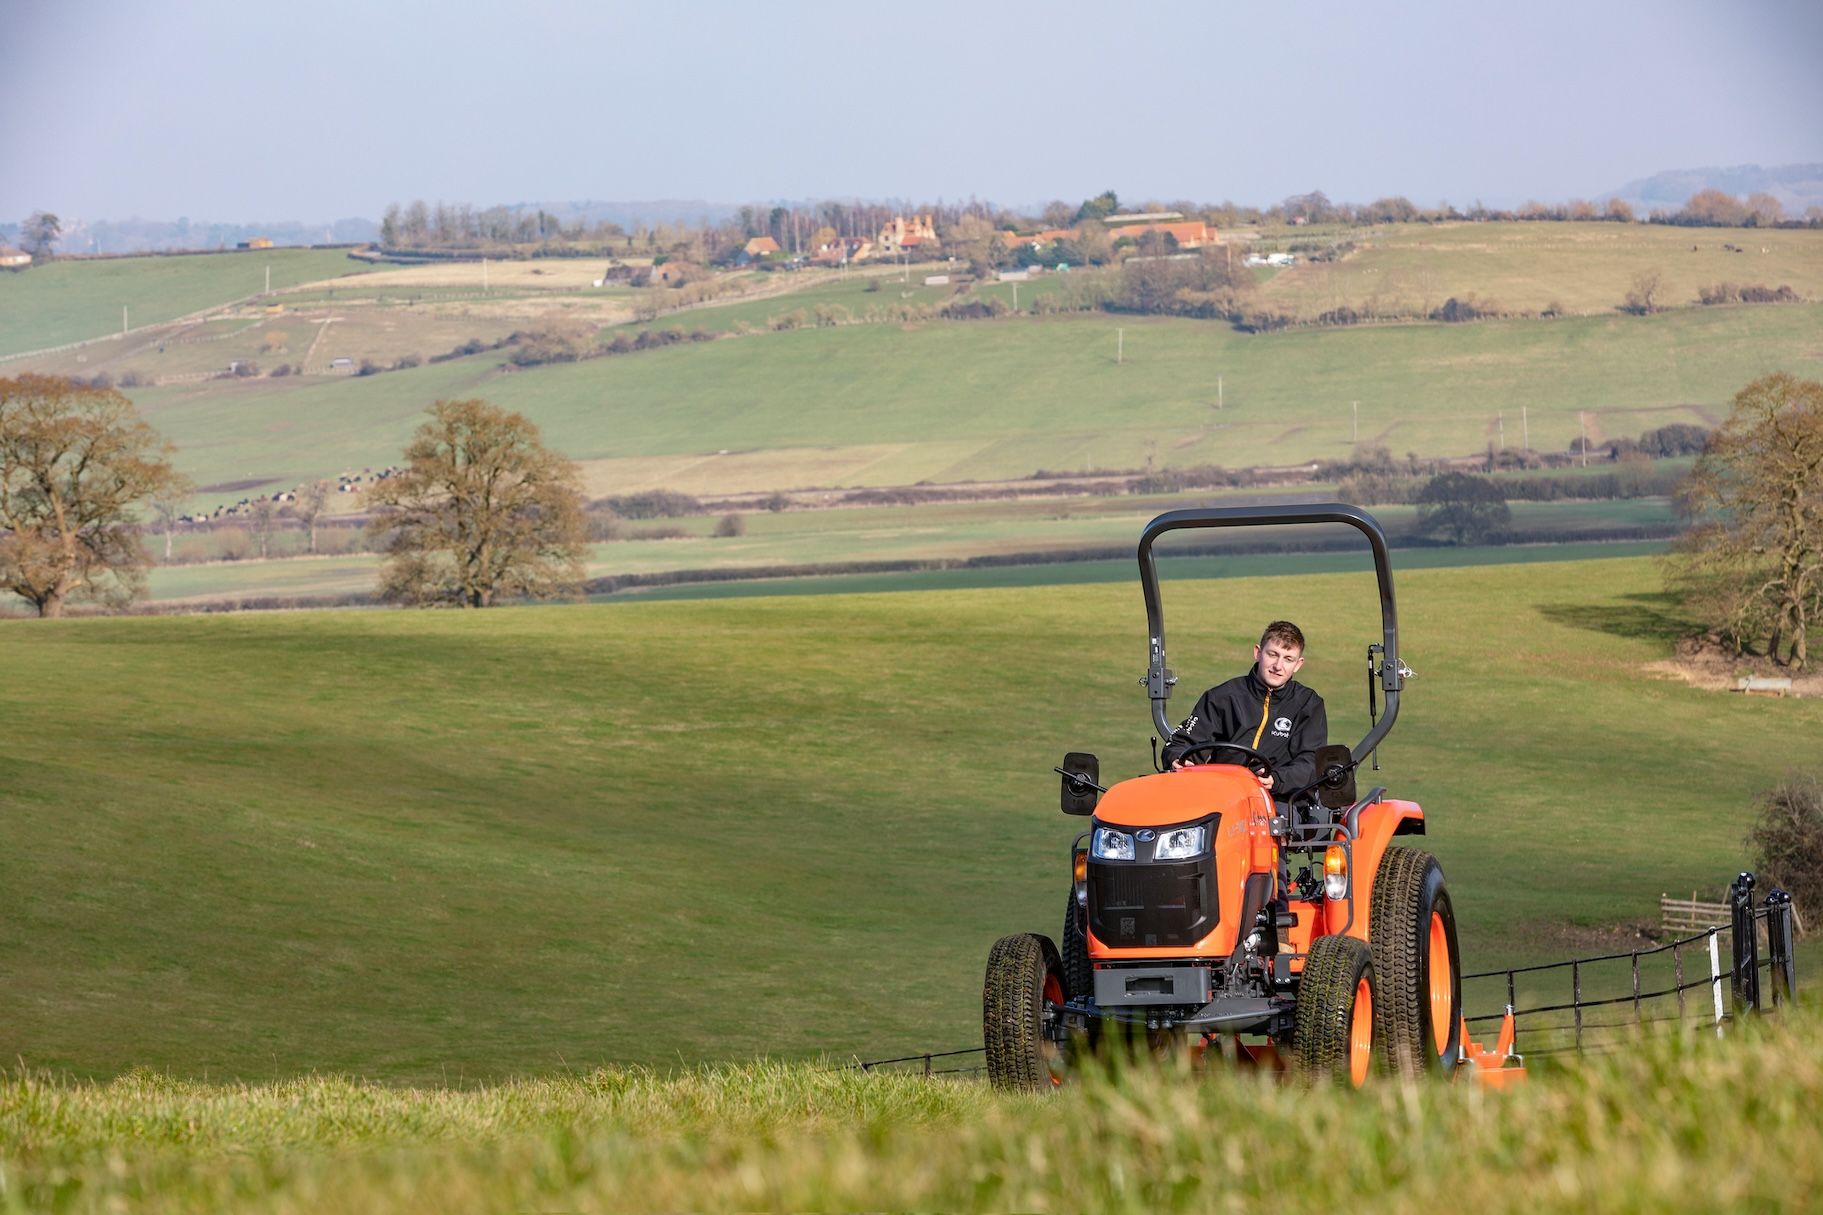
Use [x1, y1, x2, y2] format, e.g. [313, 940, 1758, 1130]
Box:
[1369, 846, 1463, 1074]
[1293, 934, 1377, 1086]
[983, 933, 1067, 1090]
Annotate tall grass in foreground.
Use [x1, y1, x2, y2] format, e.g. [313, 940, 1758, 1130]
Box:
[4, 1012, 1818, 1213]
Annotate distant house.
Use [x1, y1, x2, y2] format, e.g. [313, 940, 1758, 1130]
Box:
[237, 236, 274, 250]
[811, 235, 872, 265]
[743, 236, 782, 258]
[876, 214, 939, 256]
[0, 246, 31, 268]
[1105, 218, 1217, 249]
[1000, 227, 1075, 253]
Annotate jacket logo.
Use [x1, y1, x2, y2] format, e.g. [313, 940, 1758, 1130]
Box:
[1273, 716, 1292, 735]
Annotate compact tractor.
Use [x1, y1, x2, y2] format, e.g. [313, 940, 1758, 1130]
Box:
[982, 504, 1521, 1088]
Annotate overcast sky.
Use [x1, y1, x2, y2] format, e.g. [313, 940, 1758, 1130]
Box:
[4, 0, 1820, 223]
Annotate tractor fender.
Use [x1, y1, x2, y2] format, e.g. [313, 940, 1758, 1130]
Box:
[1345, 799, 1424, 943]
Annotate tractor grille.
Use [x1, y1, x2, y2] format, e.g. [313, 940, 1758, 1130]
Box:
[1088, 858, 1217, 949]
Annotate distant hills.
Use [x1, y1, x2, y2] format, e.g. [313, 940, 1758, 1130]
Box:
[1605, 163, 1823, 216]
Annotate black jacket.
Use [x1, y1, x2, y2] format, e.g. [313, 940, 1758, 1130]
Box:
[1161, 669, 1328, 794]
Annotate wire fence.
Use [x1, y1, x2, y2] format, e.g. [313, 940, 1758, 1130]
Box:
[845, 872, 1800, 1076]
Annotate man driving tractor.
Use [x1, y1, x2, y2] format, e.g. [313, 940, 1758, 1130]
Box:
[1161, 620, 1327, 794]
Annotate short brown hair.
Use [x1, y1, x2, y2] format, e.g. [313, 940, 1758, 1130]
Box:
[1259, 620, 1306, 653]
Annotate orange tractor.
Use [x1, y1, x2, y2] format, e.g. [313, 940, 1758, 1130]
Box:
[983, 504, 1520, 1087]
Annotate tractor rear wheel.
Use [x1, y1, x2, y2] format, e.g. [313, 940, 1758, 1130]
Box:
[1061, 893, 1091, 1001]
[1292, 934, 1377, 1086]
[1369, 846, 1462, 1074]
[983, 933, 1066, 1090]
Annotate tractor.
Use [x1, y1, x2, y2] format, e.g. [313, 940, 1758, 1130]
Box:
[983, 503, 1519, 1088]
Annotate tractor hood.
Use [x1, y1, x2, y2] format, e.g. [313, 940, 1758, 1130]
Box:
[1094, 765, 1272, 829]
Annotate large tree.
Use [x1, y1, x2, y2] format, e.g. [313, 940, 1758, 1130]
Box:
[1670, 373, 1823, 668]
[0, 374, 185, 617]
[367, 399, 587, 608]
[1414, 472, 1510, 545]
[19, 211, 61, 261]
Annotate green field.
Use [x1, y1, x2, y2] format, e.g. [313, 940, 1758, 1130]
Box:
[133, 495, 1680, 607]
[0, 249, 381, 359]
[6, 1013, 1820, 1213]
[108, 300, 1822, 504]
[1259, 219, 1823, 319]
[4, 555, 1816, 1082]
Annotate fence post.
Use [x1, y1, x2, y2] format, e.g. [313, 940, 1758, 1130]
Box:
[1631, 952, 1642, 1022]
[1765, 889, 1796, 1007]
[1572, 960, 1583, 1050]
[1708, 929, 1725, 1035]
[1673, 940, 1685, 1019]
[923, 1053, 932, 1077]
[1505, 970, 1518, 1054]
[1729, 871, 1760, 1016]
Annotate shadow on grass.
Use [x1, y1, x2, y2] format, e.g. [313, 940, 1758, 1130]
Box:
[1537, 591, 1698, 646]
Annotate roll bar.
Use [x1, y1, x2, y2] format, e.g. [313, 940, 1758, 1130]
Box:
[1137, 503, 1403, 764]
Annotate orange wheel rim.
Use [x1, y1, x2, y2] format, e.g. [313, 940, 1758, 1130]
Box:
[1349, 976, 1373, 1087]
[1042, 972, 1066, 1086]
[1427, 911, 1453, 1056]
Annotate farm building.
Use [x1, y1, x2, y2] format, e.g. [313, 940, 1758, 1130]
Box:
[743, 236, 781, 258]
[0, 246, 32, 268]
[875, 214, 939, 255]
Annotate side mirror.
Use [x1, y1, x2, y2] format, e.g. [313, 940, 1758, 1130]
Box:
[1312, 744, 1357, 810]
[1057, 752, 1102, 815]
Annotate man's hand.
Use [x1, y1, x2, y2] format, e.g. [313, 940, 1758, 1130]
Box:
[1259, 774, 1275, 790]
[1169, 758, 1195, 771]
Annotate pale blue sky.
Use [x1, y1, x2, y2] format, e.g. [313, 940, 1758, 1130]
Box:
[3, 0, 1819, 222]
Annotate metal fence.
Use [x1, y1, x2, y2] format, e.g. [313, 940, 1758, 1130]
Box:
[1463, 872, 1799, 1059]
[847, 871, 1799, 1076]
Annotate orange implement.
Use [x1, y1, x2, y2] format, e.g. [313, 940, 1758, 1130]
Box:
[1459, 1009, 1527, 1087]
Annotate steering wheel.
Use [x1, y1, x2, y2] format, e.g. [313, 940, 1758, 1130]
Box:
[1172, 740, 1274, 781]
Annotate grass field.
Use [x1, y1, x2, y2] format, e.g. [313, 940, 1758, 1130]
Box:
[4, 554, 1817, 1082]
[113, 300, 1823, 503]
[5, 1011, 1820, 1213]
[0, 249, 381, 359]
[133, 496, 1681, 606]
[1259, 220, 1823, 320]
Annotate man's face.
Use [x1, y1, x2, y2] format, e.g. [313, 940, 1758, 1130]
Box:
[1254, 638, 1305, 690]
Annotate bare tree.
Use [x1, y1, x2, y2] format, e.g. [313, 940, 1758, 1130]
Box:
[148, 477, 196, 562]
[366, 399, 586, 608]
[0, 374, 184, 616]
[1622, 270, 1663, 315]
[295, 479, 331, 554]
[1669, 373, 1823, 668]
[248, 498, 279, 559]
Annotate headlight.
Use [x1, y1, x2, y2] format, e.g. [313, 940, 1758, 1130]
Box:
[1152, 825, 1206, 860]
[1091, 827, 1134, 861]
